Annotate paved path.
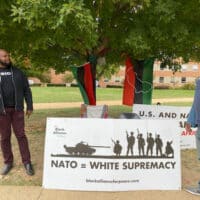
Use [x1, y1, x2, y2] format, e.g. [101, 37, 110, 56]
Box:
[33, 98, 193, 110]
[0, 186, 199, 200]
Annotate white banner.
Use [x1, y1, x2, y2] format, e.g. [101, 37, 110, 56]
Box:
[133, 104, 196, 149]
[43, 118, 181, 191]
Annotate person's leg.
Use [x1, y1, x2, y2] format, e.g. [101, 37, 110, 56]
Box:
[160, 147, 162, 157]
[146, 146, 149, 156]
[195, 127, 200, 191]
[131, 146, 133, 155]
[150, 146, 153, 156]
[142, 146, 144, 156]
[156, 147, 158, 156]
[0, 110, 13, 164]
[11, 110, 31, 165]
[12, 110, 34, 175]
[138, 147, 141, 156]
[196, 127, 200, 160]
[126, 145, 129, 156]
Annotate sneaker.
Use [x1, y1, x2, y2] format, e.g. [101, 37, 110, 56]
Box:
[185, 187, 200, 196]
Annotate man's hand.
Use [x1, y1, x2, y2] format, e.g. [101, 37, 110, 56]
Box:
[26, 110, 33, 118]
[185, 122, 192, 132]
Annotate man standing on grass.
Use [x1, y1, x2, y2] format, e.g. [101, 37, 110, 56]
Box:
[0, 49, 34, 176]
[185, 78, 200, 194]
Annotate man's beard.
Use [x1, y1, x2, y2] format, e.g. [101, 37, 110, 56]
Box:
[0, 60, 12, 68]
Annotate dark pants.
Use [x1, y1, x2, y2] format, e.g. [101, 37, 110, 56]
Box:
[0, 108, 31, 165]
[126, 144, 134, 155]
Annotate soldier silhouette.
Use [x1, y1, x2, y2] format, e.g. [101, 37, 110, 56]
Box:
[137, 129, 145, 156]
[146, 132, 154, 157]
[126, 131, 135, 156]
[155, 134, 163, 157]
[165, 141, 174, 157]
[112, 139, 122, 156]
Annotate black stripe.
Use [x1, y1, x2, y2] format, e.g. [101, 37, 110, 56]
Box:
[77, 66, 86, 91]
[133, 60, 144, 104]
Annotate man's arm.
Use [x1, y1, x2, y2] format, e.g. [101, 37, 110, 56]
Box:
[186, 101, 197, 133]
[23, 72, 33, 116]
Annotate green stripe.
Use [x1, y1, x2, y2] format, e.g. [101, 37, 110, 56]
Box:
[71, 66, 89, 104]
[142, 58, 155, 104]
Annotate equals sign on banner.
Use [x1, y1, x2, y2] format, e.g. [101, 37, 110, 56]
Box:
[81, 164, 86, 168]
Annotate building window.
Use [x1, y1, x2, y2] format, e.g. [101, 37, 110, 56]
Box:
[170, 76, 175, 83]
[115, 77, 121, 83]
[181, 77, 186, 83]
[159, 77, 164, 83]
[192, 64, 198, 71]
[160, 65, 165, 70]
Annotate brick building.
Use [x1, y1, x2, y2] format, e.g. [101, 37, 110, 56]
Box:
[98, 66, 125, 87]
[40, 62, 200, 87]
[154, 62, 200, 87]
[48, 67, 126, 87]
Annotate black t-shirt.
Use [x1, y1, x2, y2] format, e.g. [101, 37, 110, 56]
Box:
[0, 67, 15, 107]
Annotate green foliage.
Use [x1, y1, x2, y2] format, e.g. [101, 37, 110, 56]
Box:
[63, 73, 74, 83]
[46, 83, 66, 87]
[124, 0, 200, 66]
[154, 85, 170, 89]
[96, 63, 120, 79]
[0, 0, 200, 77]
[24, 69, 51, 83]
[180, 83, 195, 90]
[9, 0, 99, 72]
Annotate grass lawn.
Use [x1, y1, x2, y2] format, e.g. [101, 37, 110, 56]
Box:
[31, 87, 195, 103]
[153, 89, 194, 99]
[31, 87, 124, 103]
[0, 87, 196, 186]
[160, 102, 193, 106]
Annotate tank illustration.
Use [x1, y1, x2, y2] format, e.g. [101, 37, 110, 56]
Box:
[63, 141, 110, 155]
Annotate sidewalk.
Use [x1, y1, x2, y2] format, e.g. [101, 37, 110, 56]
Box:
[0, 186, 199, 200]
[33, 98, 193, 110]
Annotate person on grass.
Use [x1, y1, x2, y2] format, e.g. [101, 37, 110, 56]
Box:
[185, 78, 200, 192]
[0, 49, 34, 176]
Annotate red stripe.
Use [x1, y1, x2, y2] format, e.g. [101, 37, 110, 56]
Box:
[122, 57, 135, 106]
[84, 63, 96, 105]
